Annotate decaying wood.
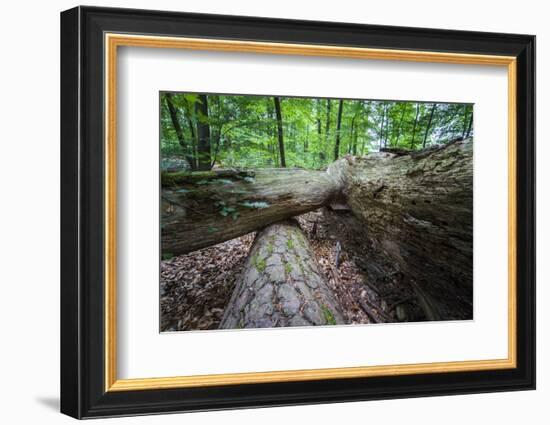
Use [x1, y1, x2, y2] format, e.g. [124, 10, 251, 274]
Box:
[409, 280, 443, 321]
[219, 221, 345, 329]
[163, 140, 473, 321]
[338, 138, 473, 319]
[358, 298, 392, 323]
[162, 168, 341, 255]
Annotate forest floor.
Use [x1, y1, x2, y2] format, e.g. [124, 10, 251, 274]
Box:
[160, 207, 435, 332]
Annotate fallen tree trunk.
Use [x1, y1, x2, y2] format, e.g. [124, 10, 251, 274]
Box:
[336, 138, 473, 295]
[219, 221, 345, 329]
[163, 140, 473, 320]
[162, 169, 341, 255]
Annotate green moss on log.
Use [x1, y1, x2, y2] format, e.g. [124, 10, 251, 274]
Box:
[161, 169, 256, 187]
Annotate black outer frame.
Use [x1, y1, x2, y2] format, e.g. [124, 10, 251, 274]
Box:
[60, 5, 535, 419]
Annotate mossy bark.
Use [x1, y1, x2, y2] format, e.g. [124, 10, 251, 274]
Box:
[162, 168, 341, 255]
[219, 221, 344, 329]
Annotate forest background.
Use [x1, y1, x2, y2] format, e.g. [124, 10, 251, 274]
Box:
[160, 93, 473, 171]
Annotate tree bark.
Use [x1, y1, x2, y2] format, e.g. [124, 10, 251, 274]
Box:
[161, 168, 341, 255]
[320, 99, 331, 162]
[465, 112, 473, 139]
[384, 102, 390, 147]
[461, 104, 469, 138]
[410, 103, 420, 148]
[379, 102, 387, 149]
[219, 221, 345, 329]
[195, 94, 211, 170]
[316, 99, 323, 163]
[333, 138, 473, 293]
[334, 99, 344, 160]
[422, 103, 437, 148]
[348, 114, 356, 154]
[393, 106, 406, 146]
[360, 102, 370, 155]
[274, 97, 286, 167]
[165, 93, 186, 150]
[164, 94, 197, 168]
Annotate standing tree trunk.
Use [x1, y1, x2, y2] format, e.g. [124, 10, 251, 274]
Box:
[165, 93, 186, 150]
[304, 124, 309, 153]
[410, 103, 420, 148]
[348, 114, 357, 155]
[334, 99, 344, 160]
[316, 99, 323, 163]
[384, 103, 391, 147]
[379, 102, 387, 149]
[361, 102, 370, 155]
[461, 104, 469, 138]
[465, 111, 473, 138]
[274, 97, 286, 167]
[393, 106, 406, 146]
[319, 99, 332, 162]
[195, 94, 211, 170]
[184, 109, 197, 169]
[165, 93, 196, 168]
[422, 103, 437, 148]
[219, 221, 345, 329]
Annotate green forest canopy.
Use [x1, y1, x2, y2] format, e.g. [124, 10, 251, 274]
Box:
[160, 92, 473, 171]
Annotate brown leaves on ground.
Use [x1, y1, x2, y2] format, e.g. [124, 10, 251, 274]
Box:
[160, 233, 254, 331]
[297, 210, 410, 325]
[160, 207, 423, 332]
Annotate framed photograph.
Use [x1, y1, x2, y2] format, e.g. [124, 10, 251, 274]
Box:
[60, 6, 535, 419]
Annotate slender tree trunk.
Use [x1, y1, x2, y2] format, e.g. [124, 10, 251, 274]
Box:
[210, 97, 223, 168]
[361, 103, 370, 155]
[274, 97, 286, 167]
[321, 99, 331, 162]
[379, 102, 387, 150]
[195, 94, 211, 170]
[316, 100, 323, 164]
[384, 103, 390, 147]
[422, 103, 437, 148]
[165, 94, 196, 167]
[461, 104, 469, 138]
[219, 221, 345, 329]
[164, 93, 186, 150]
[465, 111, 473, 138]
[410, 103, 420, 148]
[393, 107, 406, 146]
[348, 115, 357, 154]
[210, 132, 222, 168]
[334, 100, 344, 160]
[185, 115, 197, 169]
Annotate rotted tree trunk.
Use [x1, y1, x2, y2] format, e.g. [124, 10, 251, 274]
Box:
[333, 138, 473, 317]
[219, 221, 345, 329]
[161, 168, 341, 255]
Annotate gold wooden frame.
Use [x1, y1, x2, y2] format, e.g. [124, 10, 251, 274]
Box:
[104, 33, 517, 392]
